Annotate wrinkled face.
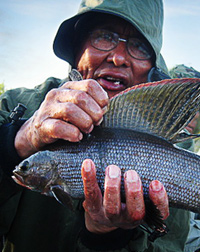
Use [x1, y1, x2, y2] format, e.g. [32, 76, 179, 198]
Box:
[75, 15, 153, 98]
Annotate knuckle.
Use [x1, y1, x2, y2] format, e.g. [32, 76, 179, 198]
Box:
[105, 205, 119, 216]
[60, 81, 72, 88]
[64, 102, 76, 115]
[49, 120, 81, 142]
[48, 120, 61, 136]
[85, 80, 109, 105]
[92, 215, 100, 222]
[129, 210, 145, 222]
[99, 94, 109, 106]
[45, 88, 58, 100]
[104, 190, 120, 218]
[84, 79, 98, 91]
[73, 90, 88, 103]
[63, 102, 93, 132]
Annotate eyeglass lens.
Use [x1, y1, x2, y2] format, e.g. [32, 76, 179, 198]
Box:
[90, 29, 152, 60]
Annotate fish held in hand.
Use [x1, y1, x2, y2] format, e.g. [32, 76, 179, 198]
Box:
[13, 78, 200, 216]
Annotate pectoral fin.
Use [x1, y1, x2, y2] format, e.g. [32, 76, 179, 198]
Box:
[50, 185, 74, 211]
[140, 199, 169, 242]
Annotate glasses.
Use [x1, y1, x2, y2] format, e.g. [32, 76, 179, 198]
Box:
[90, 29, 153, 60]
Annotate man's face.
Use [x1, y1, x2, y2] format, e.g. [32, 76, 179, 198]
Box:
[75, 15, 153, 98]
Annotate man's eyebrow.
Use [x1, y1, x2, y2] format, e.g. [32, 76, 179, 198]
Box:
[98, 24, 142, 33]
[94, 24, 115, 30]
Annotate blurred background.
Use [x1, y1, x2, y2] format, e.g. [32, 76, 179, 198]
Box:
[1, 0, 200, 90]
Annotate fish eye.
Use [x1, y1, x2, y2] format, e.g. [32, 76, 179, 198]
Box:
[20, 160, 29, 172]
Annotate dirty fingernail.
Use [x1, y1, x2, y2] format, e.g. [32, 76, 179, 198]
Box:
[96, 117, 103, 126]
[87, 124, 94, 133]
[108, 165, 120, 178]
[102, 106, 108, 114]
[126, 170, 141, 191]
[151, 180, 163, 192]
[84, 160, 92, 172]
[79, 132, 83, 140]
[126, 170, 139, 183]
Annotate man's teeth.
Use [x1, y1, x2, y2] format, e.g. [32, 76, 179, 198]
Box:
[106, 77, 122, 85]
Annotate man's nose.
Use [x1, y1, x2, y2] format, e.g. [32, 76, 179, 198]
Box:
[107, 41, 131, 67]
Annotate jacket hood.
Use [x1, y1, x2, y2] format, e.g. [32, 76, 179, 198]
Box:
[53, 0, 168, 74]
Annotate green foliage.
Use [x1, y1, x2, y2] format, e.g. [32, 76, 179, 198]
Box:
[0, 83, 5, 95]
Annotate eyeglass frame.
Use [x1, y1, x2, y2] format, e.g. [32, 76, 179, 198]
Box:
[89, 29, 153, 60]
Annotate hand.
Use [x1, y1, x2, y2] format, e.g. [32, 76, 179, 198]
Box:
[14, 80, 109, 158]
[81, 159, 169, 234]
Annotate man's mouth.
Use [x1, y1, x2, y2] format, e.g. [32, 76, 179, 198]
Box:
[105, 76, 122, 85]
[97, 76, 127, 91]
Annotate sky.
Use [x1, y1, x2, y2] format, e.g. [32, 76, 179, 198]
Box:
[1, 0, 200, 90]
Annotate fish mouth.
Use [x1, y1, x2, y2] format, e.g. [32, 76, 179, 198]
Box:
[12, 172, 32, 189]
[97, 75, 128, 91]
[12, 172, 25, 186]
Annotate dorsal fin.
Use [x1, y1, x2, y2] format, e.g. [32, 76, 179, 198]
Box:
[102, 78, 200, 143]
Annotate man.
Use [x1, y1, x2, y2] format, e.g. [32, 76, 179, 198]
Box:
[0, 0, 198, 251]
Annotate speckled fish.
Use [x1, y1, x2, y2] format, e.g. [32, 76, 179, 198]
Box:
[13, 78, 200, 218]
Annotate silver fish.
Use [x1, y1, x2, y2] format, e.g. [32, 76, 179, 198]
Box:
[13, 78, 200, 216]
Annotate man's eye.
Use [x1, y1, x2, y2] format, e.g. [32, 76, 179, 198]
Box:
[103, 34, 112, 41]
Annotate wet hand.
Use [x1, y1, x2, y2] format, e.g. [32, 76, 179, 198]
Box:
[81, 159, 169, 234]
[15, 80, 109, 158]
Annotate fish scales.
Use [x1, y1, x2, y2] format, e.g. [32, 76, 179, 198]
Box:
[13, 78, 200, 215]
[20, 127, 200, 214]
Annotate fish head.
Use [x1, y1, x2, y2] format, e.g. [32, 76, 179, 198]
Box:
[12, 151, 57, 193]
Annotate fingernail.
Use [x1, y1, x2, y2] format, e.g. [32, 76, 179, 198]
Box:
[87, 124, 94, 134]
[108, 165, 120, 178]
[102, 106, 108, 114]
[96, 117, 103, 126]
[84, 160, 92, 172]
[79, 132, 83, 141]
[126, 170, 139, 183]
[126, 170, 141, 191]
[151, 180, 163, 192]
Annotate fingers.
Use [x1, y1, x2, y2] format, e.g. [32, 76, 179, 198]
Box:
[39, 79, 109, 135]
[124, 171, 169, 227]
[81, 159, 102, 213]
[15, 79, 109, 158]
[37, 119, 83, 143]
[47, 89, 105, 125]
[81, 159, 118, 233]
[124, 170, 145, 222]
[149, 180, 169, 220]
[81, 161, 169, 234]
[62, 79, 109, 108]
[104, 165, 121, 220]
[40, 101, 95, 134]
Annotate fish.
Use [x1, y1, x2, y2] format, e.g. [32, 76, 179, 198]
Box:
[12, 78, 200, 227]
